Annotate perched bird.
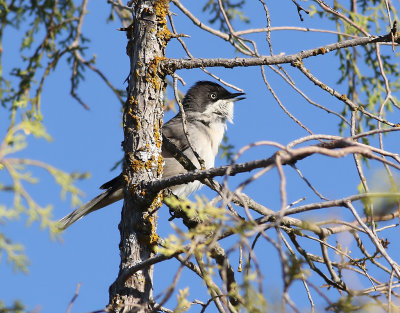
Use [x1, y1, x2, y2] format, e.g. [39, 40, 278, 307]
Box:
[58, 81, 245, 230]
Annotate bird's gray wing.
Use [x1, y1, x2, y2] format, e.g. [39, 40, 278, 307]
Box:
[161, 116, 197, 179]
[162, 115, 190, 152]
[161, 116, 206, 197]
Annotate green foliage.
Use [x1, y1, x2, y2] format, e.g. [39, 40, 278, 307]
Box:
[161, 196, 271, 312]
[219, 134, 235, 162]
[161, 196, 229, 256]
[285, 252, 307, 286]
[0, 119, 88, 271]
[107, 0, 132, 25]
[173, 288, 192, 313]
[316, 2, 400, 135]
[1, 0, 399, 311]
[326, 295, 381, 313]
[327, 295, 360, 312]
[203, 0, 249, 33]
[359, 169, 400, 216]
[0, 234, 29, 273]
[0, 0, 125, 122]
[0, 300, 25, 313]
[241, 271, 267, 313]
[0, 0, 123, 308]
[1, 0, 80, 119]
[0, 0, 124, 280]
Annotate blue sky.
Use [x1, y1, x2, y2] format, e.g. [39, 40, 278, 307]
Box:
[2, 1, 400, 312]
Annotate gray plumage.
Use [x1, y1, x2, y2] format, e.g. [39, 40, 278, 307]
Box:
[57, 81, 244, 230]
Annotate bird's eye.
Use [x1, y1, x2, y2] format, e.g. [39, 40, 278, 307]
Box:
[210, 92, 217, 100]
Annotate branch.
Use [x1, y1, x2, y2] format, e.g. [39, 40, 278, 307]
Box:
[291, 0, 310, 22]
[66, 283, 82, 313]
[170, 0, 230, 44]
[346, 201, 400, 278]
[164, 195, 240, 306]
[313, 0, 369, 36]
[161, 33, 396, 73]
[284, 192, 400, 218]
[115, 252, 181, 286]
[235, 26, 360, 38]
[163, 131, 269, 218]
[292, 60, 396, 127]
[147, 139, 400, 193]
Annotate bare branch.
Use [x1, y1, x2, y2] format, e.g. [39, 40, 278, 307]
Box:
[148, 140, 400, 192]
[161, 33, 397, 73]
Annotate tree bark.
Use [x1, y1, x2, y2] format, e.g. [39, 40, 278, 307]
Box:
[108, 0, 169, 312]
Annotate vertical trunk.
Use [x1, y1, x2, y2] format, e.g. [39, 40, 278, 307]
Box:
[108, 0, 169, 312]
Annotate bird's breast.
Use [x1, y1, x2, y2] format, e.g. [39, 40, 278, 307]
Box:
[190, 121, 226, 169]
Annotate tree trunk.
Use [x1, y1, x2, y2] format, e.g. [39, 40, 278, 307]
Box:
[108, 1, 169, 312]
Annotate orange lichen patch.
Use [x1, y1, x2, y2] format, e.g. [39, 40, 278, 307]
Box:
[157, 155, 164, 175]
[145, 156, 155, 170]
[340, 94, 348, 101]
[128, 95, 136, 105]
[153, 54, 166, 68]
[144, 153, 163, 175]
[107, 295, 124, 312]
[143, 6, 151, 15]
[154, 122, 162, 149]
[152, 193, 162, 209]
[126, 98, 141, 130]
[131, 158, 145, 172]
[123, 173, 129, 184]
[154, 0, 169, 22]
[150, 192, 163, 212]
[147, 215, 159, 244]
[152, 198, 162, 239]
[129, 183, 138, 196]
[149, 232, 160, 249]
[154, 0, 172, 47]
[312, 47, 327, 56]
[127, 107, 141, 130]
[137, 231, 159, 252]
[133, 114, 141, 130]
[154, 0, 171, 50]
[137, 194, 162, 249]
[146, 56, 167, 90]
[291, 59, 303, 68]
[157, 27, 172, 47]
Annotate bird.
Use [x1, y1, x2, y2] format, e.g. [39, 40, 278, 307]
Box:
[57, 81, 245, 230]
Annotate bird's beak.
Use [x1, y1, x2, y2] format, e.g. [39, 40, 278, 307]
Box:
[227, 92, 246, 102]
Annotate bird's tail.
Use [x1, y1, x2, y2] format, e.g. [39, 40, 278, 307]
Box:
[57, 187, 123, 230]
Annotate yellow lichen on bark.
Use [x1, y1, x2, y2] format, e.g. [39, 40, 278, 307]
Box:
[146, 56, 167, 90]
[154, 121, 162, 149]
[131, 158, 145, 172]
[154, 0, 169, 22]
[157, 155, 164, 176]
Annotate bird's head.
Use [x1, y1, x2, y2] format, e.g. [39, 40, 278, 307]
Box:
[182, 81, 245, 123]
